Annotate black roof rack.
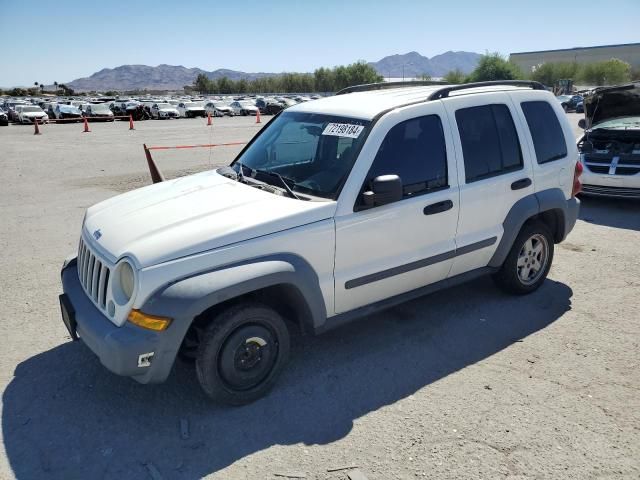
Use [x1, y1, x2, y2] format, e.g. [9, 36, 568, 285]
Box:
[427, 80, 546, 100]
[336, 79, 547, 99]
[335, 80, 448, 96]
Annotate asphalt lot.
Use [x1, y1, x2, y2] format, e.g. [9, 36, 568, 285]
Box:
[0, 113, 638, 480]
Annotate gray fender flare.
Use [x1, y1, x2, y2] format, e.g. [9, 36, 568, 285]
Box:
[138, 254, 326, 374]
[488, 188, 579, 268]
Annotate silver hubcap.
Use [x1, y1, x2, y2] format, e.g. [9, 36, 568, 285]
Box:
[517, 234, 548, 285]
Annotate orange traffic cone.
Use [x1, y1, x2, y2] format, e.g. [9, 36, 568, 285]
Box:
[207, 112, 212, 126]
[83, 117, 91, 133]
[256, 108, 261, 124]
[129, 115, 135, 130]
[34, 117, 41, 135]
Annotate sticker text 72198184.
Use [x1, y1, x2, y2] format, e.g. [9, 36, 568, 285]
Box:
[322, 123, 365, 139]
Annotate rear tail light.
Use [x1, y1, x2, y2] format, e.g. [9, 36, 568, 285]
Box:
[572, 159, 584, 197]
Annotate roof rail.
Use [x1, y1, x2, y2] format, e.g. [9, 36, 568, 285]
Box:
[336, 80, 448, 96]
[427, 80, 546, 100]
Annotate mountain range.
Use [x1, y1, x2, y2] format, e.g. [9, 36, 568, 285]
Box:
[368, 51, 482, 78]
[66, 51, 481, 91]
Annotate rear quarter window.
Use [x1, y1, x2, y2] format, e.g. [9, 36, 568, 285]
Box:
[521, 101, 568, 164]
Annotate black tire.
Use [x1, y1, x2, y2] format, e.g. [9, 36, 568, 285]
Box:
[493, 221, 554, 295]
[196, 302, 290, 405]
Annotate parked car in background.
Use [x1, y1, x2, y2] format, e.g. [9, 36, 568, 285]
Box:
[575, 100, 584, 113]
[177, 102, 206, 118]
[4, 100, 29, 122]
[230, 100, 259, 116]
[0, 109, 8, 126]
[151, 103, 180, 119]
[577, 82, 640, 198]
[15, 105, 49, 124]
[556, 94, 583, 112]
[84, 103, 115, 121]
[53, 104, 83, 121]
[204, 101, 233, 117]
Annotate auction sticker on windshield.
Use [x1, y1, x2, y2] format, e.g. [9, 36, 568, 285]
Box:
[322, 123, 365, 138]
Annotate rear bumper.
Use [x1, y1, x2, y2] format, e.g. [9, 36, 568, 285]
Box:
[563, 197, 580, 240]
[60, 259, 174, 384]
[582, 184, 640, 199]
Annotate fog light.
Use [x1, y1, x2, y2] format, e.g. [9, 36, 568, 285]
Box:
[128, 310, 172, 331]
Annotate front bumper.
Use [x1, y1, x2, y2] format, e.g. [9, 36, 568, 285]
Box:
[21, 116, 47, 124]
[60, 259, 174, 384]
[582, 184, 640, 199]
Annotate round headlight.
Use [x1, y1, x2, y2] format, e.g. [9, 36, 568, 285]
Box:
[119, 261, 135, 301]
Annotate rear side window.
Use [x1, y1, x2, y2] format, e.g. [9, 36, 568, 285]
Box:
[455, 104, 523, 183]
[521, 101, 567, 164]
[367, 114, 448, 196]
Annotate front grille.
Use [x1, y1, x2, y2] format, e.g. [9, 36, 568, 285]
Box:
[586, 165, 610, 174]
[583, 154, 640, 176]
[77, 237, 111, 310]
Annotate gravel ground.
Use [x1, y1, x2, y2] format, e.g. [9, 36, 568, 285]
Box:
[0, 113, 638, 480]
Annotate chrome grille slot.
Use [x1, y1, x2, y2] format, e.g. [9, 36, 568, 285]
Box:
[77, 237, 112, 315]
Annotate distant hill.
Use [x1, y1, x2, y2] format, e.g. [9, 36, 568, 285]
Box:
[369, 51, 482, 78]
[67, 64, 277, 92]
[66, 51, 482, 91]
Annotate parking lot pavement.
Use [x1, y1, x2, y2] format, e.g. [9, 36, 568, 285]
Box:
[1, 115, 639, 479]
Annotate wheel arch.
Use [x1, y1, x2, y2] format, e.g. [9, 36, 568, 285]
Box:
[488, 189, 578, 268]
[138, 255, 326, 372]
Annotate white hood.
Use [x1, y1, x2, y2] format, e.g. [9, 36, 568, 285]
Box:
[83, 170, 336, 267]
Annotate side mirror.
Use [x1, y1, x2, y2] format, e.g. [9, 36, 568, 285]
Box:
[363, 175, 403, 207]
[578, 118, 586, 129]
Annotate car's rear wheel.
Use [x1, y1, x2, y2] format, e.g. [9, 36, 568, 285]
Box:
[493, 221, 554, 295]
[196, 303, 290, 405]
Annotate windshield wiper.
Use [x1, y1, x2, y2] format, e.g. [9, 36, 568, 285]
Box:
[253, 168, 301, 199]
[233, 162, 300, 199]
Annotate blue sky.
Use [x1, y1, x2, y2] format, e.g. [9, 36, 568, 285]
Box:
[1, 0, 638, 87]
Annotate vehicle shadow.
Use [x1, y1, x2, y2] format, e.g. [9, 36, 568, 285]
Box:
[2, 278, 572, 479]
[579, 195, 640, 231]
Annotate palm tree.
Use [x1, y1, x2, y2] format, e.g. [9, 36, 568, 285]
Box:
[54, 81, 58, 94]
[39, 83, 44, 93]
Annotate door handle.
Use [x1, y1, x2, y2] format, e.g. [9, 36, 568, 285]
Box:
[423, 200, 453, 215]
[511, 178, 532, 190]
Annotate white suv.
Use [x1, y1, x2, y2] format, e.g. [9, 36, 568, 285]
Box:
[59, 81, 581, 405]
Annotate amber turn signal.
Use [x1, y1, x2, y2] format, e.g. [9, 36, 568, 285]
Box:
[127, 310, 172, 331]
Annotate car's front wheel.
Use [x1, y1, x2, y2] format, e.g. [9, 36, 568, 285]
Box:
[196, 302, 290, 405]
[493, 221, 554, 295]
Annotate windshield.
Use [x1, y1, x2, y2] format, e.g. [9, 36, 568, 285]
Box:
[92, 104, 111, 112]
[593, 116, 640, 131]
[184, 102, 201, 107]
[156, 103, 172, 108]
[22, 106, 42, 113]
[239, 101, 254, 107]
[232, 112, 370, 199]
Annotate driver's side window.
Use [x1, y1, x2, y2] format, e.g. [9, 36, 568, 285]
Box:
[366, 114, 448, 198]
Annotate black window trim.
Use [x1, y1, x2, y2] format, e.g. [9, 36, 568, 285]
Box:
[354, 113, 450, 211]
[456, 103, 524, 184]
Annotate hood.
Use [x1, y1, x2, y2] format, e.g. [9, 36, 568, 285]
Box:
[23, 112, 46, 117]
[185, 105, 204, 110]
[159, 107, 178, 112]
[83, 170, 335, 268]
[585, 82, 640, 127]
